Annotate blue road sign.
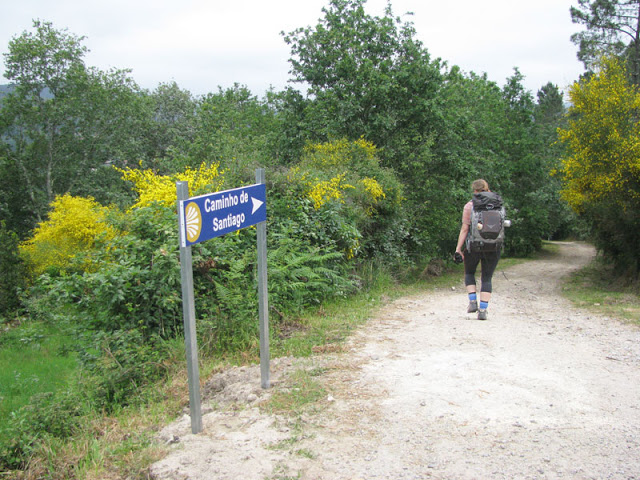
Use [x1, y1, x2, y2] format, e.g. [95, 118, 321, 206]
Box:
[179, 183, 266, 247]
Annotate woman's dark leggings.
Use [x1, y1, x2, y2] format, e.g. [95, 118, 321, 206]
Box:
[464, 250, 501, 293]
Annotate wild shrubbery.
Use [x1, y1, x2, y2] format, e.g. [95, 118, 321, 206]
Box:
[291, 138, 407, 262]
[0, 139, 406, 470]
[0, 389, 87, 471]
[24, 139, 403, 342]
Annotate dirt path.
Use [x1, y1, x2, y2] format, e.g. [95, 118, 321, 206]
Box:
[150, 242, 640, 480]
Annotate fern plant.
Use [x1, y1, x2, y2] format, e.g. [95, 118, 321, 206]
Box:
[267, 231, 355, 314]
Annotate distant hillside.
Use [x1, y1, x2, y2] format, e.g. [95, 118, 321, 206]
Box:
[0, 84, 55, 100]
[0, 84, 14, 98]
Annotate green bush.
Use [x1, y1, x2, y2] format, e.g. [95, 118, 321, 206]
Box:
[192, 222, 356, 354]
[31, 196, 359, 355]
[24, 142, 406, 360]
[270, 139, 408, 263]
[76, 329, 172, 410]
[0, 389, 86, 471]
[267, 230, 355, 311]
[583, 202, 640, 277]
[42, 204, 183, 336]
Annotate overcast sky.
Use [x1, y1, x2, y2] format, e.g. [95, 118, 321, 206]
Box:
[1, 0, 585, 98]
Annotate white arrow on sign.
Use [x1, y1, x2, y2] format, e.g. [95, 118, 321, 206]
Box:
[251, 197, 264, 215]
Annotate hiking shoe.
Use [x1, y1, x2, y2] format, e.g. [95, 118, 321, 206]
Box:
[477, 309, 488, 321]
[467, 300, 478, 313]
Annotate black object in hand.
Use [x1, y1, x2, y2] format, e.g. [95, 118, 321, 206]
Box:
[454, 252, 463, 264]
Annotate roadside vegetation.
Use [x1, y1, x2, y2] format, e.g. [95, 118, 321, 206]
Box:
[563, 256, 640, 325]
[1, 0, 639, 478]
[0, 258, 461, 479]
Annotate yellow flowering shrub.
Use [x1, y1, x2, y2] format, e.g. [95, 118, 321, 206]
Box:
[556, 56, 640, 271]
[281, 138, 405, 261]
[278, 138, 406, 261]
[21, 194, 117, 276]
[358, 177, 386, 215]
[307, 173, 355, 209]
[116, 162, 224, 209]
[361, 177, 385, 201]
[303, 137, 377, 168]
[300, 138, 387, 211]
[557, 56, 640, 212]
[286, 166, 308, 184]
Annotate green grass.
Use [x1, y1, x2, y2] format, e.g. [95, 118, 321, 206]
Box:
[0, 321, 78, 424]
[562, 255, 640, 324]
[266, 368, 327, 416]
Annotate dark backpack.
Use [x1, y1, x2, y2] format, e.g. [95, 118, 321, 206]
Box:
[465, 192, 507, 253]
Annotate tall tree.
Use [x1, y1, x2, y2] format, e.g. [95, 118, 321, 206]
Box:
[147, 81, 197, 163]
[425, 68, 510, 255]
[499, 69, 555, 254]
[571, 0, 640, 84]
[282, 0, 448, 255]
[185, 84, 279, 181]
[1, 20, 86, 225]
[283, 0, 443, 179]
[535, 82, 565, 126]
[0, 20, 149, 229]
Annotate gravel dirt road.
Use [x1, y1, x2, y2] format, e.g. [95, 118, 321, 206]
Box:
[151, 242, 640, 480]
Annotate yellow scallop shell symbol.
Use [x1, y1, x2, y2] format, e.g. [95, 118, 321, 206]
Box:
[185, 202, 202, 243]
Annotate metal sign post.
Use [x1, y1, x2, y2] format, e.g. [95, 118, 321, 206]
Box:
[256, 168, 270, 389]
[176, 170, 269, 434]
[177, 181, 203, 434]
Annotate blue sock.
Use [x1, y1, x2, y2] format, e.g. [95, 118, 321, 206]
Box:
[480, 300, 489, 310]
[468, 293, 477, 302]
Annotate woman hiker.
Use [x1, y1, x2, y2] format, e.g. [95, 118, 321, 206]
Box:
[455, 179, 503, 321]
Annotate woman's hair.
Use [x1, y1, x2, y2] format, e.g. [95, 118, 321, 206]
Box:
[471, 179, 489, 192]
